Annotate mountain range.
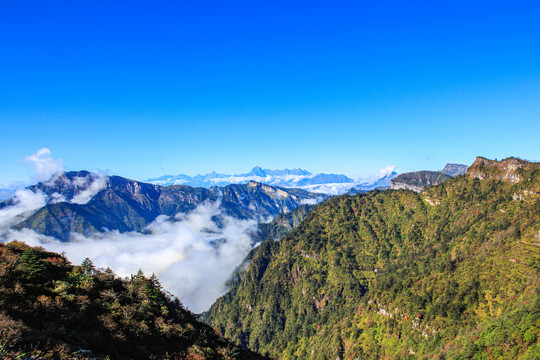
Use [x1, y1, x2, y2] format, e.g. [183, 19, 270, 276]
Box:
[0, 157, 538, 359]
[1, 171, 321, 242]
[147, 166, 399, 195]
[389, 163, 468, 192]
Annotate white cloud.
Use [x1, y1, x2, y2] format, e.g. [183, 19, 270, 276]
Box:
[1, 200, 257, 313]
[301, 198, 323, 205]
[49, 192, 67, 203]
[71, 174, 108, 204]
[0, 189, 47, 228]
[23, 148, 64, 182]
[374, 165, 397, 179]
[299, 182, 357, 195]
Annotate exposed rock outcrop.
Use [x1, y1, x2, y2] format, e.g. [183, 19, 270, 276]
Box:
[441, 163, 468, 177]
[466, 157, 539, 184]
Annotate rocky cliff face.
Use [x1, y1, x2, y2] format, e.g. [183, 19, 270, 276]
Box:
[466, 157, 539, 184]
[441, 163, 468, 177]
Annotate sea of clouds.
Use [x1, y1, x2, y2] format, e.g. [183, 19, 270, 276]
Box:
[0, 148, 259, 312]
[1, 148, 397, 312]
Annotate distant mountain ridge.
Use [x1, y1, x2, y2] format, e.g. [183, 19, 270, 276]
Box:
[390, 163, 468, 192]
[390, 171, 452, 192]
[147, 166, 350, 188]
[147, 166, 398, 195]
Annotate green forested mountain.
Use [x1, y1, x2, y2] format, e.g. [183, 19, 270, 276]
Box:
[390, 171, 452, 192]
[0, 241, 266, 360]
[205, 157, 540, 359]
[256, 204, 315, 243]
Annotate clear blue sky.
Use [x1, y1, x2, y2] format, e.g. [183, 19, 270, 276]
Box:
[1, 1, 539, 185]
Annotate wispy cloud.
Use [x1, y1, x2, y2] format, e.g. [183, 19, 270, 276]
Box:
[300, 198, 321, 205]
[71, 174, 108, 204]
[373, 165, 396, 179]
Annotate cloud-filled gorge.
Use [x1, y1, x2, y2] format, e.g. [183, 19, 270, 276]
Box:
[0, 197, 258, 313]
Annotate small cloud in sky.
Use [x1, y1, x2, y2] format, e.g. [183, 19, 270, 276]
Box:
[23, 148, 64, 182]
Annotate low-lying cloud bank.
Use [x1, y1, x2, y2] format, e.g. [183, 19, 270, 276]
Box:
[1, 200, 257, 313]
[0, 189, 47, 228]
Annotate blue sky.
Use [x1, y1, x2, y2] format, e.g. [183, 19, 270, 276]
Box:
[1, 1, 539, 185]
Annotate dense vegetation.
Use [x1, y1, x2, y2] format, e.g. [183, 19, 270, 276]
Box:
[0, 241, 265, 359]
[391, 170, 452, 190]
[206, 158, 540, 359]
[256, 205, 315, 243]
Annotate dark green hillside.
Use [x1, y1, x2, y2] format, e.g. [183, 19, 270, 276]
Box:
[390, 171, 452, 192]
[0, 241, 266, 360]
[205, 157, 540, 359]
[256, 204, 315, 243]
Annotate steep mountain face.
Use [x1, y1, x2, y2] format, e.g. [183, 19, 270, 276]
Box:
[441, 163, 468, 177]
[467, 156, 539, 184]
[27, 171, 107, 203]
[12, 176, 213, 241]
[5, 172, 320, 242]
[214, 181, 320, 219]
[209, 204, 318, 313]
[0, 241, 265, 359]
[390, 170, 452, 192]
[205, 157, 540, 359]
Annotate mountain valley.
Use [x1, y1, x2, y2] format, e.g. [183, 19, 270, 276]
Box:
[0, 157, 538, 359]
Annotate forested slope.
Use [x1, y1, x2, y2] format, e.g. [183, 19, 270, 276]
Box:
[206, 157, 540, 359]
[0, 241, 266, 360]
